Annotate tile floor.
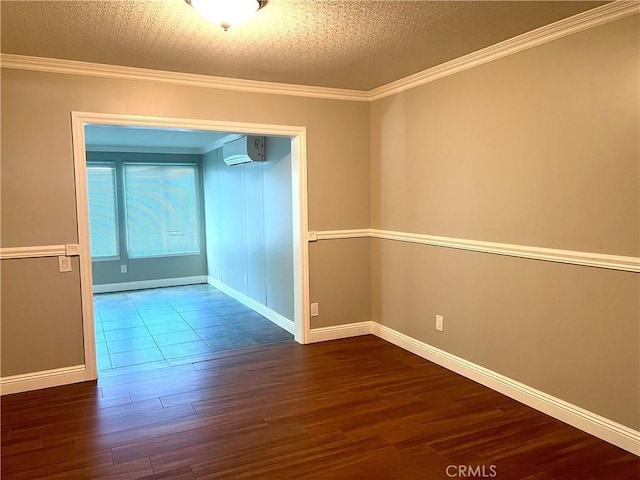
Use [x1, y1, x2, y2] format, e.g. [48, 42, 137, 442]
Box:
[94, 284, 294, 373]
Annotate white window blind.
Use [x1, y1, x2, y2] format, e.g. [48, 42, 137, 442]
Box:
[124, 163, 201, 258]
[87, 164, 119, 258]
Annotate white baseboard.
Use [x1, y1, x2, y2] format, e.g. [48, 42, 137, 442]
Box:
[93, 276, 207, 293]
[2, 317, 636, 455]
[302, 319, 640, 456]
[207, 277, 295, 334]
[308, 321, 373, 343]
[370, 323, 640, 456]
[0, 365, 88, 396]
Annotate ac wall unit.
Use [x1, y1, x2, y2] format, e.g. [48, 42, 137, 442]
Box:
[222, 136, 266, 166]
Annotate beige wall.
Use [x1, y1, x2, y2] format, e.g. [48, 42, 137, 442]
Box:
[370, 15, 639, 429]
[0, 70, 371, 376]
[309, 238, 371, 329]
[371, 15, 639, 256]
[1, 257, 84, 376]
[1, 72, 371, 247]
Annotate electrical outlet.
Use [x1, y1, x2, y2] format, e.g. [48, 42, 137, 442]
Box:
[120, 265, 127, 274]
[58, 256, 72, 273]
[310, 302, 319, 317]
[436, 314, 444, 332]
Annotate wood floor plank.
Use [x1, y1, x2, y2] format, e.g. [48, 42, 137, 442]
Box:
[111, 415, 268, 465]
[193, 434, 388, 480]
[140, 465, 197, 479]
[46, 457, 155, 479]
[2, 336, 638, 479]
[0, 432, 42, 456]
[74, 410, 230, 453]
[6, 397, 163, 438]
[299, 444, 452, 480]
[149, 420, 309, 472]
[2, 448, 113, 480]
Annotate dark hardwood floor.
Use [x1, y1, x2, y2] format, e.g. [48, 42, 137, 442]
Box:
[1, 336, 638, 479]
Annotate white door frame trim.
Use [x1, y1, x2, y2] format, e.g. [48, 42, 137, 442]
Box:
[70, 112, 310, 380]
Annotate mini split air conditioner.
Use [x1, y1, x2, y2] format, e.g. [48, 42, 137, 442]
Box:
[222, 136, 266, 166]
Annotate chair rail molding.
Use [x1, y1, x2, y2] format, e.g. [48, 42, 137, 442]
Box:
[1, 245, 67, 260]
[311, 229, 640, 273]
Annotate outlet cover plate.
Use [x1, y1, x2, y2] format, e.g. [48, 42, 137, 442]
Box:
[58, 256, 72, 272]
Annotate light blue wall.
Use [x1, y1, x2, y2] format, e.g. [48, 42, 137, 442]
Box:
[88, 151, 207, 286]
[203, 137, 294, 320]
[262, 138, 294, 319]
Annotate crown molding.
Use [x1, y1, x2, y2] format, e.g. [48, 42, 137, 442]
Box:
[368, 0, 640, 101]
[0, 54, 370, 102]
[1, 1, 637, 102]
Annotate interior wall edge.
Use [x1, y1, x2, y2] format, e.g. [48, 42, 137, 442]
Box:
[312, 229, 640, 273]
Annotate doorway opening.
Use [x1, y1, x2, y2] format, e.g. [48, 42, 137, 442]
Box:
[71, 112, 310, 381]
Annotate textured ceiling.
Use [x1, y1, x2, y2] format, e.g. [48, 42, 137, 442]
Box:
[1, 0, 607, 90]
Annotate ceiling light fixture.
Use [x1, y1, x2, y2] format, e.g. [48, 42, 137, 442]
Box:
[186, 0, 266, 31]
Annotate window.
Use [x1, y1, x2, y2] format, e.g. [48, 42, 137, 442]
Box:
[124, 163, 201, 258]
[87, 163, 119, 259]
